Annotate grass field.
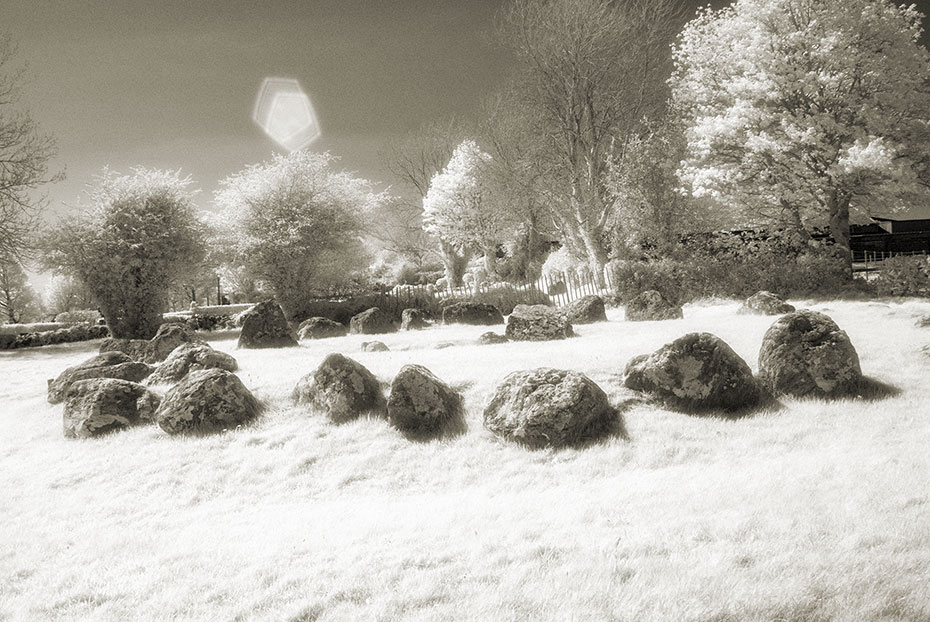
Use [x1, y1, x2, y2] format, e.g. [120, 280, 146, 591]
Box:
[2, 299, 929, 621]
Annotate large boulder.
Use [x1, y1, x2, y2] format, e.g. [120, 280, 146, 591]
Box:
[441, 302, 503, 326]
[758, 310, 862, 398]
[625, 290, 683, 321]
[238, 300, 298, 349]
[99, 337, 147, 361]
[740, 291, 796, 316]
[99, 323, 202, 363]
[622, 332, 763, 412]
[291, 353, 385, 423]
[505, 304, 574, 341]
[563, 295, 608, 324]
[146, 343, 238, 385]
[400, 308, 430, 331]
[63, 378, 160, 438]
[48, 351, 153, 404]
[297, 317, 347, 340]
[483, 368, 617, 448]
[349, 307, 396, 335]
[155, 369, 262, 434]
[387, 364, 465, 439]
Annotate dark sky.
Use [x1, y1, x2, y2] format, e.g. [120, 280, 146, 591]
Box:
[4, 0, 930, 217]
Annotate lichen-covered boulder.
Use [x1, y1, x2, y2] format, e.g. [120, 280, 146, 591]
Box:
[48, 351, 153, 404]
[626, 290, 683, 321]
[349, 307, 396, 335]
[477, 332, 509, 345]
[155, 369, 262, 434]
[361, 341, 389, 352]
[146, 343, 238, 385]
[63, 378, 160, 438]
[483, 368, 617, 448]
[238, 300, 298, 349]
[623, 332, 762, 412]
[441, 302, 503, 326]
[291, 353, 385, 423]
[297, 317, 347, 340]
[506, 304, 574, 341]
[758, 310, 862, 398]
[387, 364, 464, 439]
[740, 291, 796, 316]
[99, 337, 148, 361]
[400, 308, 430, 331]
[563, 295, 608, 324]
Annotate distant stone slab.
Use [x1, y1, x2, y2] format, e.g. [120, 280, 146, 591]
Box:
[63, 378, 160, 438]
[563, 295, 608, 324]
[477, 332, 508, 345]
[155, 369, 262, 434]
[441, 302, 503, 326]
[48, 351, 153, 404]
[292, 353, 385, 423]
[506, 304, 574, 341]
[361, 341, 389, 352]
[740, 291, 795, 316]
[238, 300, 298, 349]
[349, 307, 396, 335]
[387, 364, 464, 440]
[623, 332, 762, 412]
[297, 317, 347, 340]
[400, 308, 430, 331]
[626, 290, 683, 321]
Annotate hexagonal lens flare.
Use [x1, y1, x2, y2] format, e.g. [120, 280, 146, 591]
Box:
[252, 77, 321, 151]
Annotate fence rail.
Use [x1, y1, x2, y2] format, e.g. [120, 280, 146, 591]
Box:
[853, 249, 928, 273]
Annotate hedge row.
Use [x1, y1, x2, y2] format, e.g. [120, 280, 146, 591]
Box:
[0, 324, 110, 350]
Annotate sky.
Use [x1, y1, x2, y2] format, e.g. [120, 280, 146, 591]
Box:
[4, 0, 930, 221]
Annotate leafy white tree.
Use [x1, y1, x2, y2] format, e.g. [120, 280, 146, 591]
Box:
[215, 151, 385, 319]
[671, 0, 930, 269]
[43, 273, 93, 316]
[423, 139, 507, 277]
[0, 258, 43, 323]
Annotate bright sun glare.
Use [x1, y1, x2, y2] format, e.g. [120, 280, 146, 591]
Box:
[252, 77, 321, 152]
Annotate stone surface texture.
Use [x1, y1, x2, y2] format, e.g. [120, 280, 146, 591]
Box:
[400, 308, 430, 330]
[297, 317, 347, 340]
[483, 368, 616, 448]
[740, 291, 796, 315]
[48, 352, 153, 404]
[477, 332, 509, 345]
[238, 300, 298, 349]
[387, 364, 464, 439]
[361, 341, 389, 352]
[63, 378, 160, 438]
[441, 302, 503, 326]
[625, 290, 683, 321]
[349, 307, 396, 335]
[563, 295, 608, 324]
[292, 353, 385, 423]
[155, 369, 261, 434]
[758, 310, 862, 398]
[147, 343, 238, 385]
[505, 304, 574, 341]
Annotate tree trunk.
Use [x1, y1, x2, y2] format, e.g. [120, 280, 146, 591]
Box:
[439, 240, 469, 288]
[828, 191, 853, 277]
[578, 227, 608, 289]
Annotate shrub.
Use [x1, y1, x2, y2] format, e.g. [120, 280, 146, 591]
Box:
[541, 247, 591, 280]
[873, 255, 930, 297]
[41, 168, 206, 339]
[54, 309, 101, 324]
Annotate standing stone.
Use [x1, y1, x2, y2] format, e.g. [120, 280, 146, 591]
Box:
[48, 352, 153, 404]
[441, 302, 503, 326]
[483, 368, 617, 448]
[349, 307, 396, 335]
[400, 308, 430, 330]
[740, 291, 796, 315]
[238, 300, 298, 348]
[155, 369, 262, 434]
[387, 364, 465, 439]
[146, 343, 238, 385]
[563, 295, 608, 324]
[292, 353, 385, 423]
[297, 317, 347, 340]
[626, 290, 683, 321]
[622, 332, 762, 412]
[505, 304, 574, 341]
[63, 378, 161, 438]
[758, 310, 862, 398]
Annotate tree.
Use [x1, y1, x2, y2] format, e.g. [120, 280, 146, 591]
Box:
[671, 0, 930, 271]
[0, 258, 43, 323]
[42, 168, 206, 338]
[43, 273, 94, 316]
[500, 0, 685, 283]
[0, 35, 61, 264]
[423, 139, 510, 276]
[215, 151, 384, 320]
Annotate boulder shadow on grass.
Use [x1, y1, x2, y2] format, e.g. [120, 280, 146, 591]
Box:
[850, 376, 901, 402]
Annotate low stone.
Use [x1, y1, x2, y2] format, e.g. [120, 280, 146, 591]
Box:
[63, 378, 160, 438]
[361, 341, 389, 352]
[400, 308, 430, 330]
[48, 352, 154, 404]
[477, 332, 509, 345]
[155, 369, 262, 434]
[387, 364, 465, 439]
[740, 291, 796, 316]
[506, 304, 574, 341]
[238, 300, 298, 349]
[626, 290, 683, 321]
[622, 332, 762, 412]
[349, 307, 396, 335]
[563, 295, 608, 324]
[758, 310, 862, 398]
[916, 315, 930, 328]
[99, 323, 202, 363]
[147, 343, 239, 385]
[435, 342, 456, 349]
[291, 353, 385, 423]
[441, 302, 503, 326]
[483, 368, 617, 448]
[297, 317, 347, 340]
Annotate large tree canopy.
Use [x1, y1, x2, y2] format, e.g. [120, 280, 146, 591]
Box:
[671, 0, 930, 267]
